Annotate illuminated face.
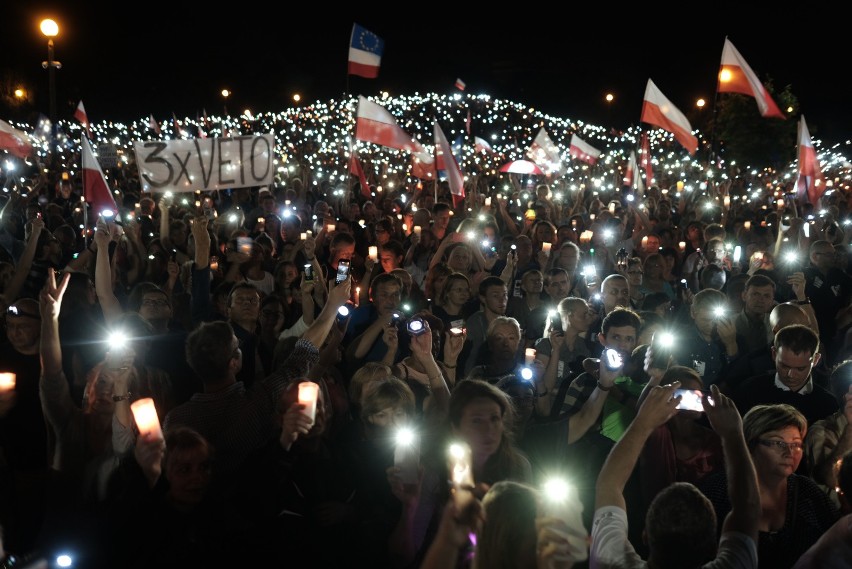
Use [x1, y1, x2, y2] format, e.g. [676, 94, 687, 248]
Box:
[599, 324, 637, 356]
[434, 210, 451, 230]
[773, 346, 817, 391]
[139, 292, 172, 322]
[566, 303, 595, 333]
[229, 289, 260, 323]
[545, 273, 570, 301]
[487, 323, 520, 357]
[456, 396, 504, 461]
[372, 283, 402, 316]
[752, 425, 804, 479]
[5, 311, 40, 353]
[446, 278, 471, 306]
[481, 285, 508, 316]
[368, 405, 409, 429]
[742, 285, 775, 315]
[380, 250, 401, 273]
[521, 273, 543, 295]
[448, 246, 473, 272]
[556, 247, 579, 272]
[535, 224, 554, 243]
[601, 278, 630, 313]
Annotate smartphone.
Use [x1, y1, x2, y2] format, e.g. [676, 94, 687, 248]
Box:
[674, 388, 707, 412]
[237, 236, 253, 255]
[448, 442, 475, 510]
[303, 262, 313, 282]
[335, 259, 351, 285]
[603, 348, 623, 370]
[449, 327, 466, 337]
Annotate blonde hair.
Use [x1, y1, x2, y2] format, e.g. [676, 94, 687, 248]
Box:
[349, 363, 393, 405]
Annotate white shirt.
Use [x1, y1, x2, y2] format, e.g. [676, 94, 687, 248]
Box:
[773, 374, 814, 395]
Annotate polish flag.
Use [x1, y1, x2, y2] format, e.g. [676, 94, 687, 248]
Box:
[623, 151, 637, 188]
[81, 136, 117, 217]
[74, 101, 92, 139]
[411, 149, 435, 180]
[455, 78, 466, 91]
[173, 113, 186, 138]
[719, 39, 785, 119]
[795, 116, 826, 206]
[640, 131, 654, 185]
[474, 136, 494, 154]
[148, 114, 161, 135]
[355, 96, 424, 153]
[0, 119, 33, 158]
[349, 149, 371, 198]
[640, 79, 697, 155]
[434, 121, 465, 207]
[568, 134, 601, 165]
[526, 127, 564, 177]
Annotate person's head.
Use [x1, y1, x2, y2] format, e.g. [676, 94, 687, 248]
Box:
[446, 243, 474, 273]
[703, 238, 726, 264]
[329, 232, 356, 267]
[259, 294, 285, 333]
[432, 203, 451, 231]
[645, 482, 718, 568]
[600, 274, 630, 314]
[809, 239, 837, 273]
[4, 299, 41, 355]
[599, 307, 641, 356]
[485, 316, 522, 362]
[513, 235, 533, 262]
[543, 268, 570, 302]
[449, 379, 516, 465]
[475, 481, 540, 569]
[553, 241, 580, 273]
[360, 376, 415, 439]
[164, 427, 214, 508]
[478, 276, 508, 317]
[557, 296, 595, 335]
[772, 324, 821, 392]
[698, 264, 727, 291]
[641, 292, 672, 318]
[228, 282, 261, 325]
[440, 272, 472, 308]
[768, 303, 809, 336]
[425, 263, 453, 301]
[370, 273, 403, 317]
[532, 219, 556, 245]
[519, 270, 543, 297]
[637, 310, 665, 347]
[703, 222, 726, 243]
[741, 274, 775, 316]
[129, 282, 173, 327]
[273, 260, 300, 293]
[349, 363, 393, 409]
[373, 218, 394, 246]
[379, 240, 405, 273]
[625, 257, 644, 287]
[186, 321, 241, 384]
[691, 289, 727, 338]
[829, 360, 852, 407]
[743, 404, 807, 479]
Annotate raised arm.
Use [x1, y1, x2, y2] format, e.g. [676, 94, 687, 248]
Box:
[301, 276, 351, 348]
[2, 217, 44, 303]
[94, 217, 123, 323]
[702, 385, 759, 541]
[567, 355, 619, 444]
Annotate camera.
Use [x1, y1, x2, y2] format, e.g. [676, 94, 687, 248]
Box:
[603, 348, 623, 370]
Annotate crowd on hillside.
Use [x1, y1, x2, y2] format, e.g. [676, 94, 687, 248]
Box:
[2, 132, 852, 569]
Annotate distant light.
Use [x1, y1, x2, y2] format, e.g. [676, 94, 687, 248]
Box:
[56, 554, 73, 568]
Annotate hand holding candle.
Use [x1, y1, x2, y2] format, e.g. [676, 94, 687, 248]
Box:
[525, 348, 536, 366]
[130, 398, 163, 442]
[368, 246, 378, 261]
[298, 382, 320, 427]
[413, 225, 422, 236]
[542, 242, 552, 256]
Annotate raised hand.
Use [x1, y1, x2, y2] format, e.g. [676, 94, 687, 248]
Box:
[280, 402, 314, 450]
[634, 381, 681, 430]
[40, 270, 70, 321]
[787, 271, 807, 301]
[702, 384, 742, 439]
[327, 276, 352, 307]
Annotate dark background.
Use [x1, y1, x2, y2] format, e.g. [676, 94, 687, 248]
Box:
[2, 4, 849, 144]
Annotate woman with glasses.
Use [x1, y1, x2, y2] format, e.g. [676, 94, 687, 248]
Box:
[699, 403, 840, 568]
[624, 257, 645, 310]
[640, 252, 676, 301]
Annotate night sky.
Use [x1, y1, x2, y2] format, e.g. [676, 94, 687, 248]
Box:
[2, 4, 850, 144]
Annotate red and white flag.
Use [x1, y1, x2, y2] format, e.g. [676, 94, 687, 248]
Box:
[74, 100, 92, 139]
[526, 127, 564, 177]
[349, 148, 372, 198]
[640, 131, 653, 186]
[0, 119, 33, 159]
[474, 136, 493, 154]
[355, 96, 424, 153]
[434, 121, 465, 207]
[623, 151, 637, 188]
[719, 39, 785, 119]
[148, 114, 161, 135]
[411, 149, 435, 180]
[640, 79, 697, 155]
[455, 78, 466, 91]
[172, 113, 186, 138]
[81, 136, 117, 216]
[568, 134, 601, 165]
[795, 116, 826, 206]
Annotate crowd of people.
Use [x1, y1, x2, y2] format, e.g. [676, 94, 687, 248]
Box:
[2, 121, 852, 569]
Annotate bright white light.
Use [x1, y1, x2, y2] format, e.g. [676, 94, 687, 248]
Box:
[520, 367, 533, 380]
[396, 427, 415, 446]
[56, 554, 73, 568]
[543, 477, 571, 503]
[108, 331, 127, 348]
[658, 332, 674, 347]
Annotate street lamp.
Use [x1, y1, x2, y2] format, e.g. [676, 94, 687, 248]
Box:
[40, 18, 62, 127]
[604, 92, 614, 126]
[221, 89, 231, 116]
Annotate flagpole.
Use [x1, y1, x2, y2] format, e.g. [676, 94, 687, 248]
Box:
[707, 37, 726, 170]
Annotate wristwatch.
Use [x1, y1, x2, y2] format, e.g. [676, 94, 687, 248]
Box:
[795, 298, 811, 305]
[112, 392, 132, 402]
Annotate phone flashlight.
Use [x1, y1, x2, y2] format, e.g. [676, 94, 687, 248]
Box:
[337, 305, 351, 318]
[407, 317, 427, 336]
[449, 327, 465, 336]
[657, 332, 675, 347]
[394, 427, 420, 484]
[604, 348, 623, 370]
[107, 330, 128, 349]
[733, 246, 742, 263]
[713, 306, 725, 319]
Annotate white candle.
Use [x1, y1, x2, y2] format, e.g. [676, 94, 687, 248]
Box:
[0, 372, 15, 393]
[609, 202, 616, 214]
[368, 246, 378, 261]
[327, 223, 336, 233]
[307, 230, 313, 237]
[542, 242, 552, 255]
[525, 348, 536, 365]
[300, 232, 307, 241]
[402, 223, 408, 232]
[641, 236, 649, 249]
[209, 257, 219, 271]
[485, 197, 492, 207]
[678, 241, 686, 252]
[744, 221, 752, 231]
[130, 398, 163, 441]
[448, 441, 475, 508]
[777, 198, 785, 209]
[298, 382, 320, 426]
[723, 196, 731, 208]
[414, 225, 422, 236]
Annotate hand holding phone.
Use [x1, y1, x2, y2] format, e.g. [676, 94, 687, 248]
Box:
[335, 259, 351, 285]
[674, 388, 707, 412]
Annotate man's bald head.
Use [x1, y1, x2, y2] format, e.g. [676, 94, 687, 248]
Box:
[770, 302, 809, 335]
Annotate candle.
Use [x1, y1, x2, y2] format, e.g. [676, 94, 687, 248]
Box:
[327, 223, 336, 233]
[542, 242, 552, 254]
[413, 225, 422, 236]
[130, 398, 163, 441]
[641, 236, 649, 249]
[355, 287, 361, 307]
[580, 230, 593, 244]
[0, 372, 16, 393]
[676, 181, 684, 191]
[209, 257, 219, 271]
[497, 193, 503, 200]
[368, 246, 378, 261]
[485, 197, 492, 207]
[777, 198, 784, 209]
[298, 382, 320, 426]
[448, 441, 475, 508]
[394, 428, 420, 484]
[589, 214, 596, 221]
[300, 232, 307, 241]
[723, 196, 730, 208]
[525, 348, 536, 365]
[376, 185, 383, 193]
[402, 223, 408, 232]
[744, 221, 752, 231]
[307, 230, 313, 237]
[678, 241, 686, 252]
[609, 202, 616, 214]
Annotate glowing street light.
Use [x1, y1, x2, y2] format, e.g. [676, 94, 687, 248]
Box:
[221, 88, 231, 115]
[40, 18, 62, 128]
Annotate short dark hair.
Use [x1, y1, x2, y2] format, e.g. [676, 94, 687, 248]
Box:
[744, 273, 775, 291]
[381, 240, 405, 258]
[330, 232, 355, 248]
[370, 273, 402, 299]
[228, 282, 260, 307]
[773, 324, 819, 356]
[186, 321, 236, 383]
[601, 307, 641, 336]
[128, 282, 170, 312]
[478, 275, 507, 297]
[433, 202, 451, 215]
[645, 482, 718, 567]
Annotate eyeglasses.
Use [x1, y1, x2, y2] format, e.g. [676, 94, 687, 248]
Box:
[757, 439, 804, 453]
[141, 299, 169, 307]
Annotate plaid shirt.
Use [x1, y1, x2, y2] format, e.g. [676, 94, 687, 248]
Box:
[163, 338, 319, 478]
[559, 371, 597, 416]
